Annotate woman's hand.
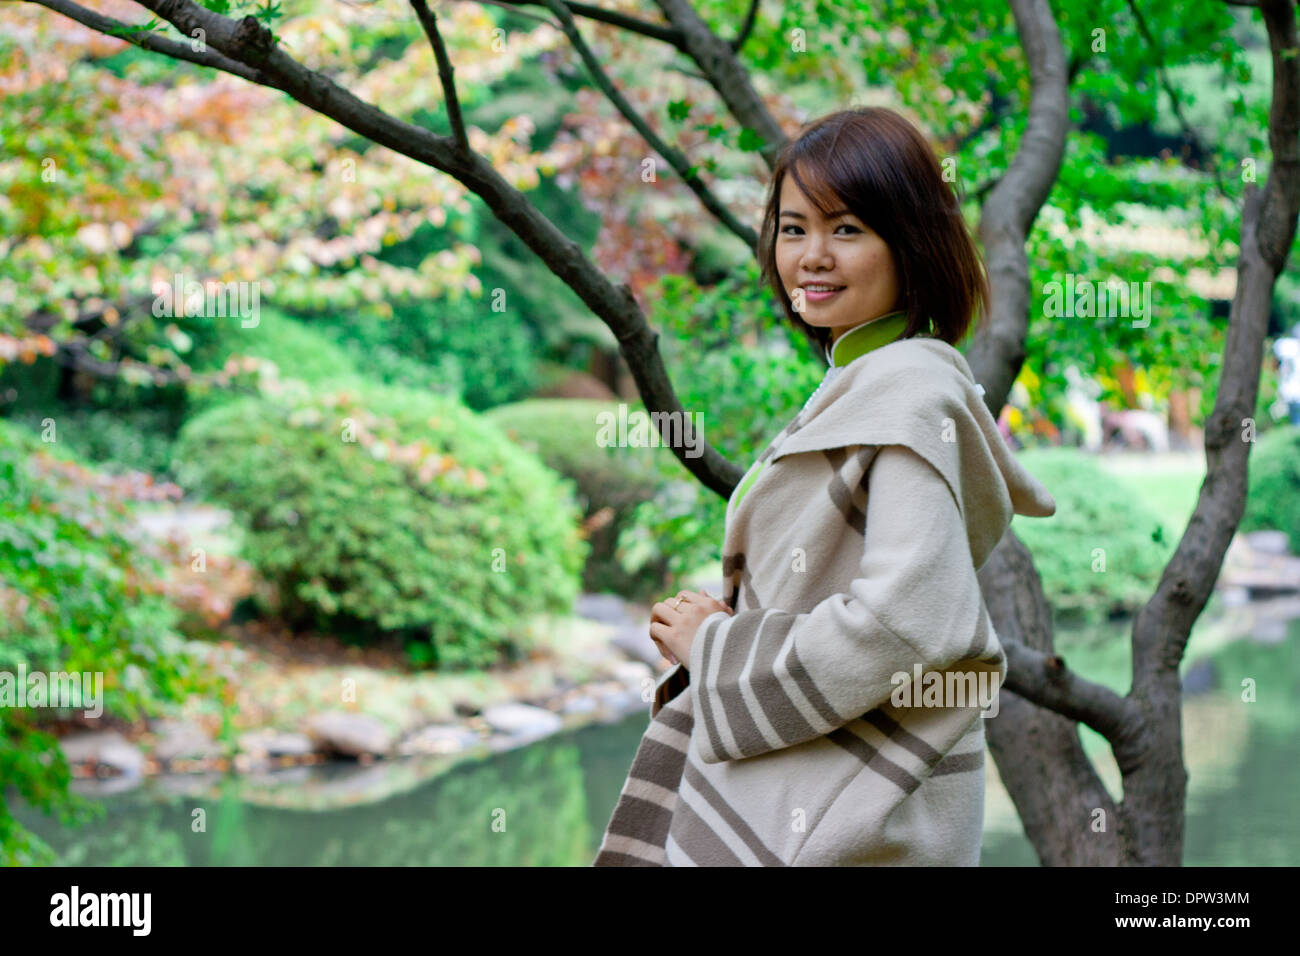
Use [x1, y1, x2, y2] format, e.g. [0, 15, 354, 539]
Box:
[649, 590, 734, 672]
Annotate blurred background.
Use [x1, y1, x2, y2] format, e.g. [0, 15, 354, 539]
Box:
[2, 0, 1298, 865]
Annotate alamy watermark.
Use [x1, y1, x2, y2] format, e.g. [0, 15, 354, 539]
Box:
[595, 403, 704, 459]
[1042, 273, 1152, 328]
[152, 272, 261, 328]
[0, 664, 103, 718]
[890, 663, 1001, 718]
[50, 886, 151, 936]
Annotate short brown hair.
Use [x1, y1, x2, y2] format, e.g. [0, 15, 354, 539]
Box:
[757, 107, 990, 356]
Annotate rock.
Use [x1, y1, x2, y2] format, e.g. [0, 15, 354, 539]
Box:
[1245, 530, 1290, 556]
[1219, 585, 1251, 608]
[396, 724, 482, 756]
[238, 730, 315, 758]
[610, 660, 654, 688]
[561, 695, 599, 716]
[155, 772, 223, 797]
[304, 712, 395, 757]
[481, 702, 563, 741]
[70, 774, 142, 797]
[59, 730, 144, 778]
[242, 765, 315, 788]
[152, 719, 222, 763]
[611, 623, 664, 668]
[598, 688, 645, 720]
[1181, 657, 1217, 696]
[575, 593, 629, 624]
[1249, 617, 1289, 645]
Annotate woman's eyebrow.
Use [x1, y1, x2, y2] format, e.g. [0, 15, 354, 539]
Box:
[779, 209, 854, 220]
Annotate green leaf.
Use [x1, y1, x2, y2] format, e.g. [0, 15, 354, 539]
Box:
[253, 0, 284, 24]
[737, 127, 765, 152]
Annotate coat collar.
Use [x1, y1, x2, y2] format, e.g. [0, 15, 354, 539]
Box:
[824, 310, 910, 367]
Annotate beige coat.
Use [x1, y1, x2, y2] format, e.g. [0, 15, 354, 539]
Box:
[593, 335, 1056, 866]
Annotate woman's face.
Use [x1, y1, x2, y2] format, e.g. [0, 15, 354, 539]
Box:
[775, 169, 901, 345]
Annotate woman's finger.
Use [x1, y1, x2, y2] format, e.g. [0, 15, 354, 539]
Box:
[650, 599, 684, 625]
[649, 629, 678, 665]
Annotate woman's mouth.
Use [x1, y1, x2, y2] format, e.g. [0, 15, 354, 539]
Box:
[802, 284, 845, 303]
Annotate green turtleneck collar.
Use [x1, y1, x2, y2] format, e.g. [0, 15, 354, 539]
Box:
[826, 310, 910, 367]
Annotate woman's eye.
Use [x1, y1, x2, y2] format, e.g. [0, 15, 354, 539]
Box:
[779, 224, 860, 236]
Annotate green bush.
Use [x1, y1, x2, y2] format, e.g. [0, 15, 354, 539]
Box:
[186, 307, 366, 400]
[5, 406, 182, 476]
[1240, 424, 1300, 553]
[1011, 447, 1177, 624]
[172, 383, 588, 668]
[486, 398, 675, 601]
[0, 420, 214, 865]
[300, 299, 538, 411]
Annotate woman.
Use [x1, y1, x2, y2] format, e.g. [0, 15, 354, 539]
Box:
[593, 107, 1056, 867]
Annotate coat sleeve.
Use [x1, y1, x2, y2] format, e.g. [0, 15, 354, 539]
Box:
[685, 442, 996, 764]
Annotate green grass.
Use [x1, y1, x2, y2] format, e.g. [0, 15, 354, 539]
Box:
[1096, 458, 1206, 540]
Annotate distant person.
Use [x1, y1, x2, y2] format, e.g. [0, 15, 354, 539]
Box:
[1274, 326, 1300, 426]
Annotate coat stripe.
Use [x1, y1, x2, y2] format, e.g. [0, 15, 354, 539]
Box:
[682, 760, 786, 866]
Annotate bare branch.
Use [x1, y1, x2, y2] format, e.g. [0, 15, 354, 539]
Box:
[966, 0, 1069, 414]
[537, 0, 758, 251]
[1257, 0, 1300, 268]
[474, 0, 686, 48]
[651, 0, 787, 170]
[999, 638, 1141, 744]
[729, 0, 760, 52]
[1139, 0, 1300, 679]
[454, 0, 555, 27]
[20, 0, 744, 496]
[978, 531, 1125, 864]
[410, 0, 471, 155]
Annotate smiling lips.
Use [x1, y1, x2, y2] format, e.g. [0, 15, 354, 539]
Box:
[801, 283, 845, 303]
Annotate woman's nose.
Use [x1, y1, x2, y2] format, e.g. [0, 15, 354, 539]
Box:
[801, 238, 832, 269]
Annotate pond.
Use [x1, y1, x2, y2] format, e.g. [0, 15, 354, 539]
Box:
[14, 594, 1300, 865]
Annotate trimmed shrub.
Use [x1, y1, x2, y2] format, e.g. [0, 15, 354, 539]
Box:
[1011, 447, 1176, 623]
[172, 383, 588, 668]
[186, 308, 365, 398]
[485, 398, 674, 601]
[1240, 424, 1300, 553]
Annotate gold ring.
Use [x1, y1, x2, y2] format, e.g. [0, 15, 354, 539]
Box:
[671, 596, 684, 610]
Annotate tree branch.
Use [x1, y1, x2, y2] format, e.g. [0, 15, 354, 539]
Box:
[537, 0, 758, 251]
[651, 0, 787, 170]
[475, 0, 686, 48]
[966, 0, 1069, 414]
[999, 638, 1140, 744]
[23, 0, 745, 496]
[728, 0, 760, 52]
[1137, 0, 1300, 682]
[410, 0, 471, 155]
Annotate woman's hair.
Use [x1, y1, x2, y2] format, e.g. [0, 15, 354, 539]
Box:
[757, 107, 990, 356]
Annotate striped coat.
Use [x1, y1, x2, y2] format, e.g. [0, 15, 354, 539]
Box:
[593, 336, 1056, 866]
